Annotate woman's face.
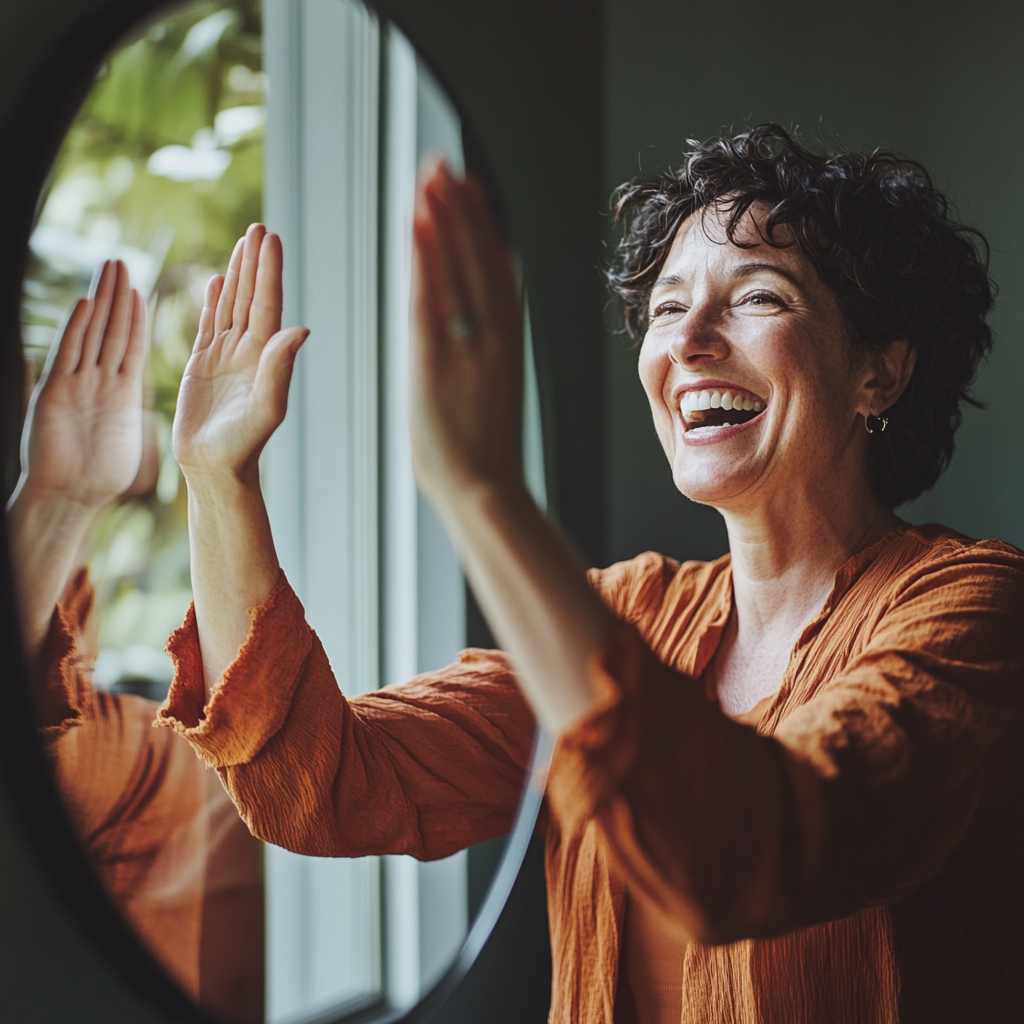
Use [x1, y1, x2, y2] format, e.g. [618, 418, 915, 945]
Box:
[638, 204, 872, 513]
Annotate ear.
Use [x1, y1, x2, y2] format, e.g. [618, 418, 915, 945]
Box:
[858, 338, 916, 418]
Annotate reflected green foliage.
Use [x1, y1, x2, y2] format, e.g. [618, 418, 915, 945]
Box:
[21, 0, 262, 693]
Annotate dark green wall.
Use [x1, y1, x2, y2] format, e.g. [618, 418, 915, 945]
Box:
[604, 0, 1024, 565]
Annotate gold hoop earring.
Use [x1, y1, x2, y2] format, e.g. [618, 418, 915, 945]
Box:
[865, 414, 889, 434]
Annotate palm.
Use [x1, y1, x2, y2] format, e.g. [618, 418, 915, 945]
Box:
[21, 262, 147, 508]
[175, 346, 261, 470]
[172, 226, 308, 478]
[29, 371, 142, 502]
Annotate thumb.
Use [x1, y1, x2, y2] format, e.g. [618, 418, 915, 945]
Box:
[254, 326, 309, 424]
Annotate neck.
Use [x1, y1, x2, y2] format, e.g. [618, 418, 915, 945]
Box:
[718, 472, 900, 643]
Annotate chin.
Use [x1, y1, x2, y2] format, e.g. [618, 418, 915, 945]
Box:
[671, 459, 753, 507]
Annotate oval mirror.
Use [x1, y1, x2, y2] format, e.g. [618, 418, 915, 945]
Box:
[12, 2, 549, 1021]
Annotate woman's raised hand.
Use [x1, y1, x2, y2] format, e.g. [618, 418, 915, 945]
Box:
[18, 259, 147, 509]
[409, 161, 608, 734]
[173, 223, 308, 483]
[411, 161, 525, 509]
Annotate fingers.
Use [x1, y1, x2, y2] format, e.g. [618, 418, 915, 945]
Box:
[49, 298, 92, 375]
[248, 232, 284, 342]
[231, 223, 267, 336]
[120, 290, 148, 378]
[427, 167, 496, 333]
[417, 168, 472, 337]
[252, 327, 309, 424]
[412, 215, 451, 357]
[97, 262, 135, 371]
[417, 163, 521, 348]
[214, 236, 245, 335]
[78, 260, 118, 366]
[194, 274, 224, 354]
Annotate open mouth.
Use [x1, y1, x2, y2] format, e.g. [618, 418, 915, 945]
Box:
[680, 387, 766, 432]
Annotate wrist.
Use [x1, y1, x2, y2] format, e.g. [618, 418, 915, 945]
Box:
[8, 479, 104, 529]
[429, 472, 534, 532]
[180, 458, 260, 497]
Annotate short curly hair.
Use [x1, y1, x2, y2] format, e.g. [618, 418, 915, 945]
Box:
[606, 123, 995, 508]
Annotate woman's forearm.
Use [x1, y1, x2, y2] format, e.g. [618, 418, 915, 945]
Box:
[7, 486, 98, 665]
[433, 480, 612, 736]
[184, 467, 281, 699]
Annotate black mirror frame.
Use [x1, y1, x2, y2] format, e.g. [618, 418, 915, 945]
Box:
[0, 0, 603, 1020]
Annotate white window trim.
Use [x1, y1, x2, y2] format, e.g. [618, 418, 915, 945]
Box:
[263, 1, 383, 1020]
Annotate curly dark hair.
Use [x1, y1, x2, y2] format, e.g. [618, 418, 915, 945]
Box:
[606, 123, 995, 508]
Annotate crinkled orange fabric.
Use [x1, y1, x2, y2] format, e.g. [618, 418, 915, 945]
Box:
[37, 571, 264, 1024]
[159, 523, 1024, 1024]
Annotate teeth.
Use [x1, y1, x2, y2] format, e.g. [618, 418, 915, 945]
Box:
[680, 387, 767, 423]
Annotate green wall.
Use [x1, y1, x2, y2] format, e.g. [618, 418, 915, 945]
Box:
[604, 0, 1024, 565]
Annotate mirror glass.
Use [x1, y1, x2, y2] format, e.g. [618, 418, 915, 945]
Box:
[16, 2, 545, 1022]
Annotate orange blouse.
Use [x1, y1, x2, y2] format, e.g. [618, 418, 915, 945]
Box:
[40, 571, 264, 1024]
[158, 523, 1024, 1023]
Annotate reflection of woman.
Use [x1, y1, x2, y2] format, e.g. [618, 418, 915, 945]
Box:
[9, 262, 263, 1023]
[116, 125, 1024, 1021]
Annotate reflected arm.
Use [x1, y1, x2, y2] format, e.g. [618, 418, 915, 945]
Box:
[172, 224, 308, 699]
[8, 261, 145, 667]
[158, 573, 535, 860]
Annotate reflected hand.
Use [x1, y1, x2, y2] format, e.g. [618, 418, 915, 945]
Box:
[411, 161, 524, 508]
[173, 224, 308, 483]
[9, 259, 146, 662]
[19, 259, 147, 509]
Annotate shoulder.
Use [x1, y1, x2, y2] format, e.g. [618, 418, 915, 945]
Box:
[856, 525, 1024, 701]
[587, 550, 731, 623]
[885, 523, 1024, 599]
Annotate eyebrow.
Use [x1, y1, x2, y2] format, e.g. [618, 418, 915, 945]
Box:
[652, 262, 803, 290]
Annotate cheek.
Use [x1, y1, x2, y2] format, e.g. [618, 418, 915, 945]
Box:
[637, 336, 676, 454]
[637, 336, 667, 408]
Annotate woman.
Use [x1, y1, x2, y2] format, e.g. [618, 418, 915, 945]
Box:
[158, 125, 1024, 1023]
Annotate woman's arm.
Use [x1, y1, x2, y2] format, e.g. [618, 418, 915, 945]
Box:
[410, 163, 610, 735]
[8, 260, 146, 667]
[171, 225, 308, 697]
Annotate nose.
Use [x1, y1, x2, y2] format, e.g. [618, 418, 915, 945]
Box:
[668, 305, 728, 366]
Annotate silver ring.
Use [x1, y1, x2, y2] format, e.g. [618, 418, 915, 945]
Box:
[449, 313, 478, 341]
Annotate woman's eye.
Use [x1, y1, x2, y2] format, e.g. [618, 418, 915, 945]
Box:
[745, 291, 785, 309]
[650, 301, 686, 319]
